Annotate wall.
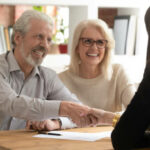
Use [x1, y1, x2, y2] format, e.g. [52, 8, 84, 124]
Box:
[0, 5, 14, 27]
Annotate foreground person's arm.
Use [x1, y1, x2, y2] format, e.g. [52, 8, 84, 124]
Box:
[111, 64, 150, 150]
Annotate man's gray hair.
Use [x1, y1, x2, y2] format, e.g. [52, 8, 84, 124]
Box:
[12, 10, 53, 47]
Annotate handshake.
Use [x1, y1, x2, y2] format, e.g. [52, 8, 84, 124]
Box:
[59, 101, 116, 127]
[26, 101, 116, 131]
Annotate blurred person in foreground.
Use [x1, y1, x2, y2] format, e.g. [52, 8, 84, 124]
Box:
[111, 7, 150, 150]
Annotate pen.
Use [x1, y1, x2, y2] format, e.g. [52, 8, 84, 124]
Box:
[38, 131, 61, 136]
[48, 133, 61, 136]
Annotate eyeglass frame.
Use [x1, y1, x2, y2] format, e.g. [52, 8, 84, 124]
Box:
[79, 37, 108, 49]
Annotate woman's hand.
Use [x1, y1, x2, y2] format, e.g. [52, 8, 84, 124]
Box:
[89, 108, 116, 126]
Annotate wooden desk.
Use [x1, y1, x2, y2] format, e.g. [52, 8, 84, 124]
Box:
[0, 126, 114, 150]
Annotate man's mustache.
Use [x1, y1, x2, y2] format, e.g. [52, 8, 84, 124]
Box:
[32, 46, 47, 52]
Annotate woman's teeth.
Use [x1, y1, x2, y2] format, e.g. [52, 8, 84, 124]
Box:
[87, 54, 99, 56]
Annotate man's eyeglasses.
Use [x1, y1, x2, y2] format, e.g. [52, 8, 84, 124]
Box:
[80, 38, 108, 49]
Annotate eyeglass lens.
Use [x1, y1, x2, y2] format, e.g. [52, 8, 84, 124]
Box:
[80, 38, 107, 48]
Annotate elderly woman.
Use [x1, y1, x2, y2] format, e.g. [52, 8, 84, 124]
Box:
[59, 19, 136, 112]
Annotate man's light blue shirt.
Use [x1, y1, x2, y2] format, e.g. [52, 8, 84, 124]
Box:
[0, 51, 77, 130]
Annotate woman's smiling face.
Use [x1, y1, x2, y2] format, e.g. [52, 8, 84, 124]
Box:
[76, 26, 106, 67]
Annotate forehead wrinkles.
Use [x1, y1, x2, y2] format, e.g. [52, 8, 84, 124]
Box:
[28, 21, 52, 37]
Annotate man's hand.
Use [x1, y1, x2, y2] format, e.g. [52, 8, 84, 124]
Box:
[26, 119, 61, 131]
[59, 101, 96, 127]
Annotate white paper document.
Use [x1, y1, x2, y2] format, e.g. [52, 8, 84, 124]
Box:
[33, 131, 111, 142]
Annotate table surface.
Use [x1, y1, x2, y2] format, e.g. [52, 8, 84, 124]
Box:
[0, 126, 114, 150]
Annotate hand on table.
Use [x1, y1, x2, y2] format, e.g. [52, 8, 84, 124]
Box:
[26, 119, 61, 131]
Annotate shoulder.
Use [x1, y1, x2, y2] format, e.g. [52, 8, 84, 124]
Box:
[0, 53, 9, 78]
[38, 66, 57, 81]
[112, 63, 126, 74]
[112, 63, 130, 80]
[59, 69, 69, 78]
[58, 69, 76, 84]
[112, 63, 124, 69]
[0, 53, 8, 65]
[112, 63, 133, 83]
[58, 69, 73, 81]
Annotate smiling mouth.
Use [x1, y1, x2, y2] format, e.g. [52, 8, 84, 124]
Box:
[32, 49, 45, 57]
[87, 53, 99, 57]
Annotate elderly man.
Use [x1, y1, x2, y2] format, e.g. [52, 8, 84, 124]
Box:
[0, 10, 115, 131]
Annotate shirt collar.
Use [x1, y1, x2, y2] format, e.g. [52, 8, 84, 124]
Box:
[31, 66, 40, 77]
[7, 50, 20, 72]
[7, 50, 40, 77]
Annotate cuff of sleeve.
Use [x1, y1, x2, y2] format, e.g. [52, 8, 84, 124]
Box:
[59, 117, 77, 129]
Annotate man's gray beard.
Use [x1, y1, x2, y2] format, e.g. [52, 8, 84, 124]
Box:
[20, 43, 43, 67]
[25, 54, 42, 67]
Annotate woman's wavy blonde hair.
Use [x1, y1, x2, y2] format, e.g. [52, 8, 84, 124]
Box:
[69, 19, 115, 80]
